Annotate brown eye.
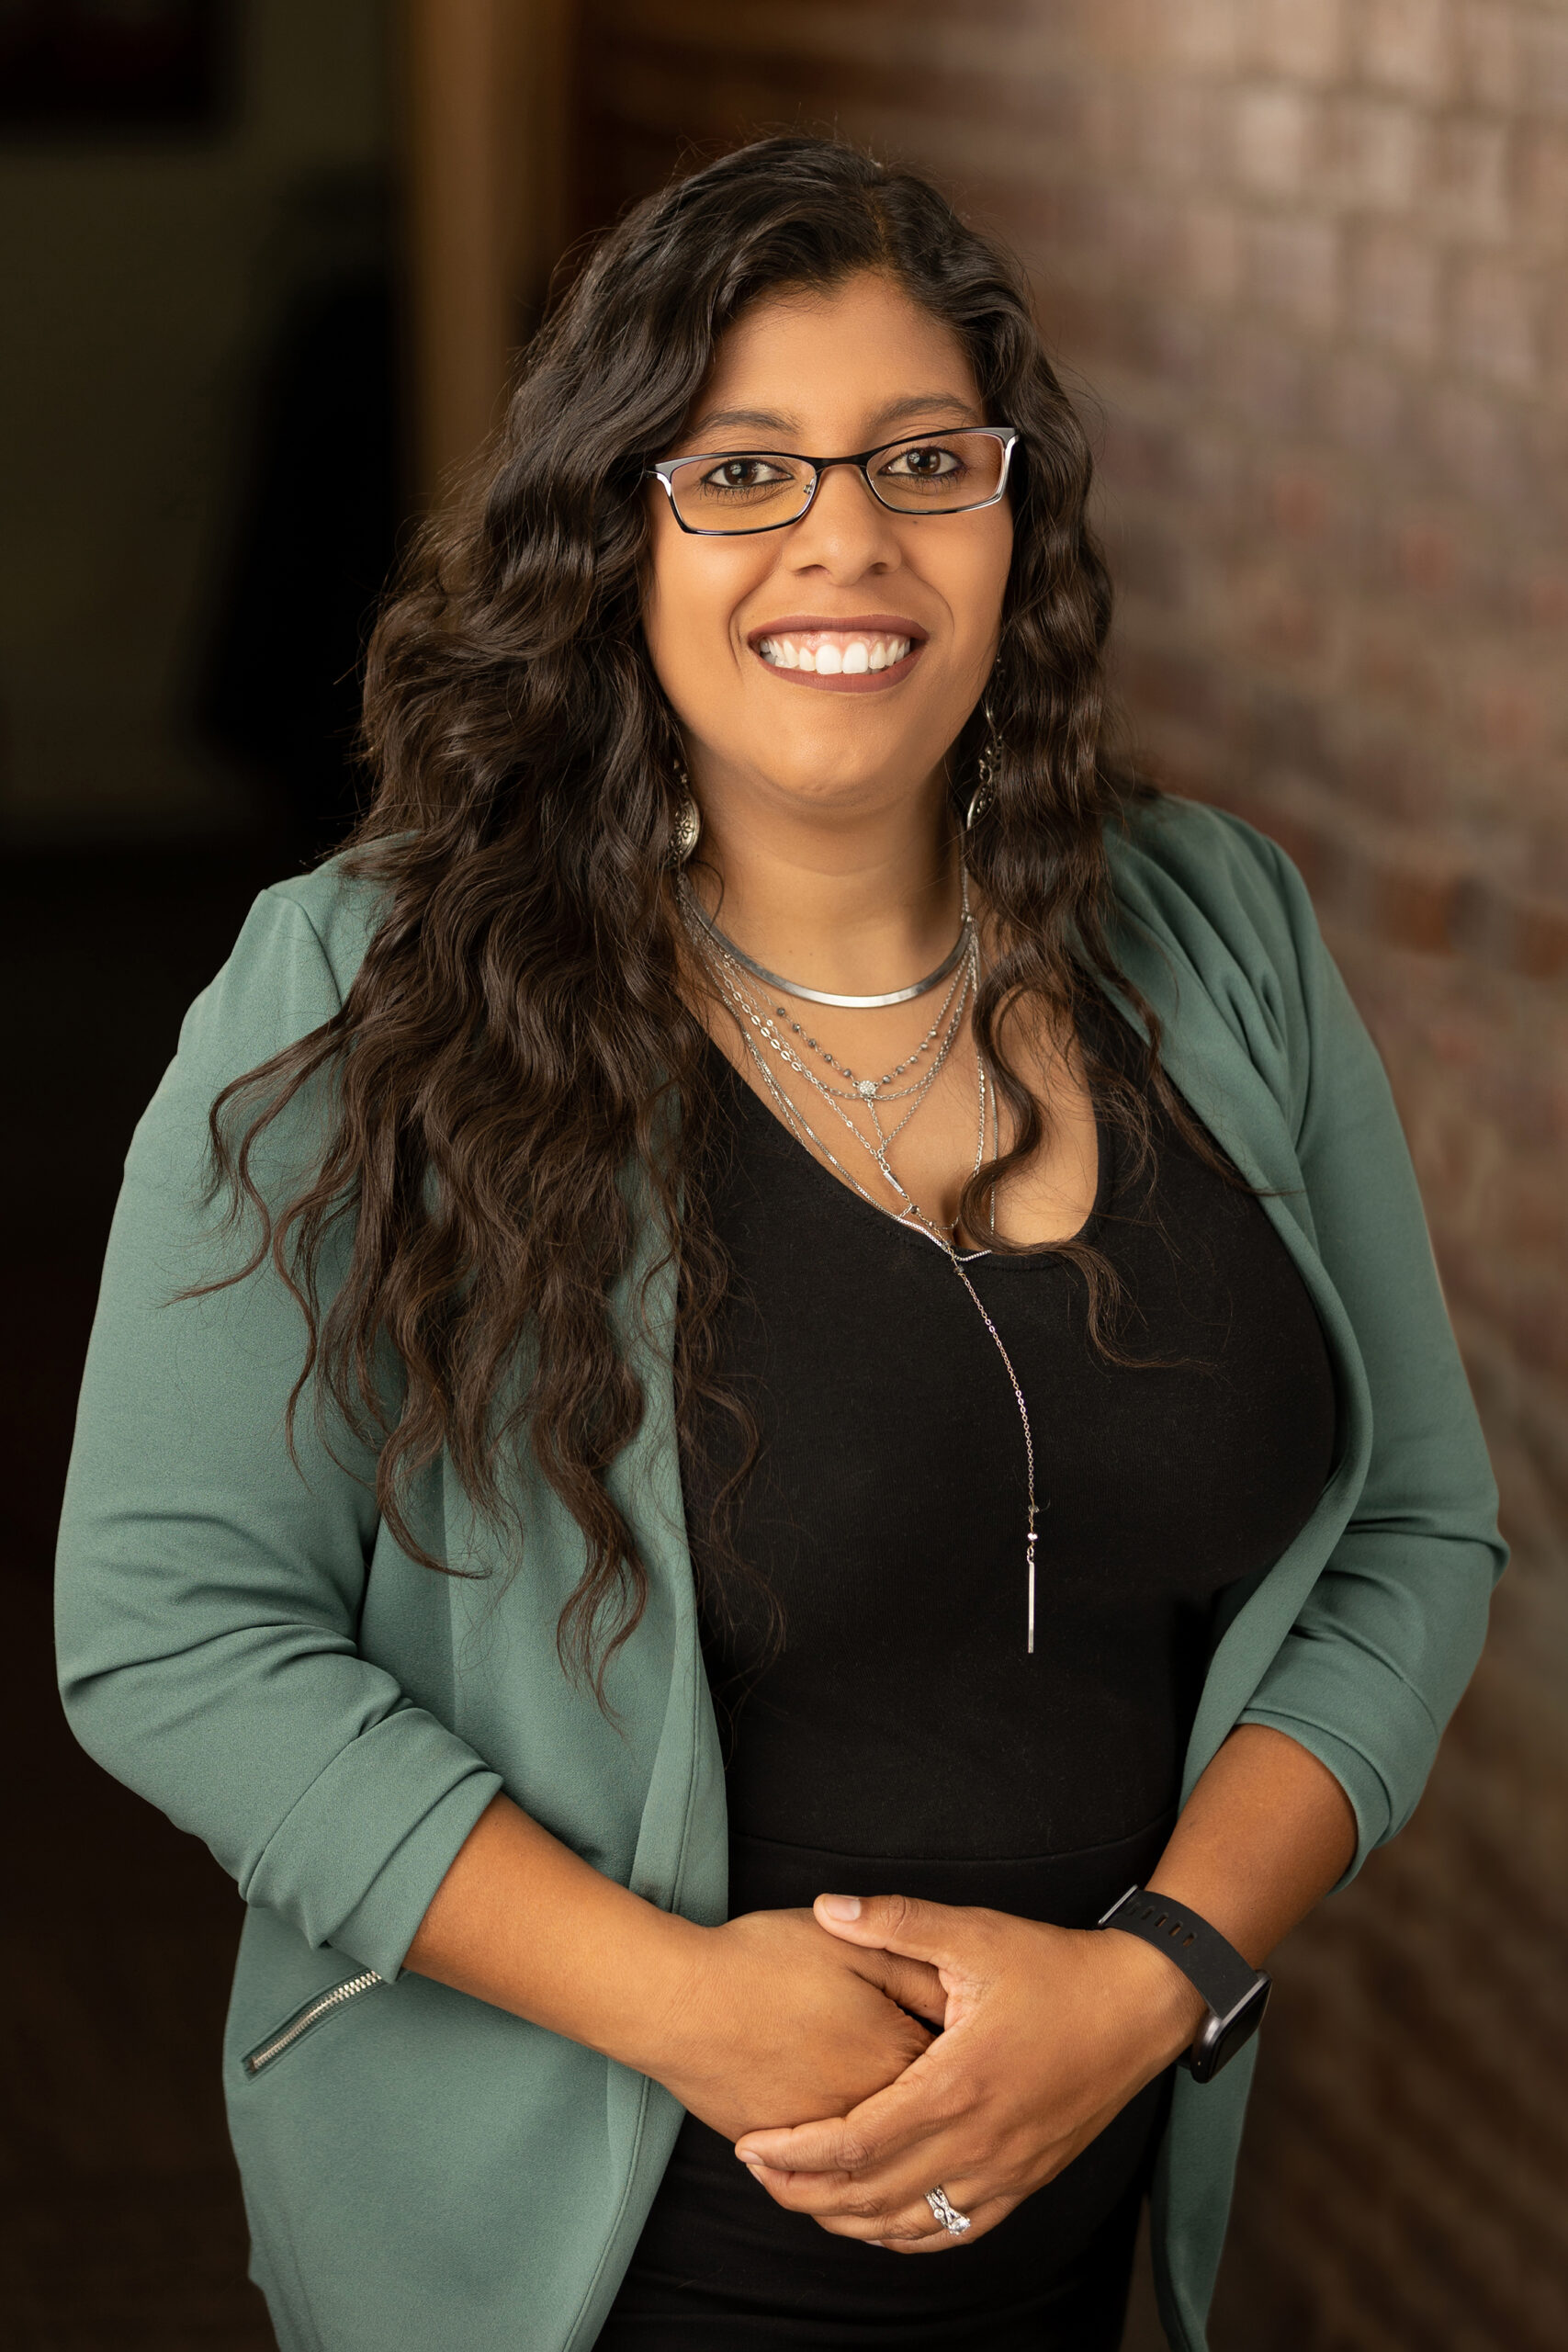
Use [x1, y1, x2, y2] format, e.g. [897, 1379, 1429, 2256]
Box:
[885, 445, 961, 480]
[703, 458, 790, 491]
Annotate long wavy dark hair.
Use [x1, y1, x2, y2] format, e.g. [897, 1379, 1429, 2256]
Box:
[205, 134, 1196, 1694]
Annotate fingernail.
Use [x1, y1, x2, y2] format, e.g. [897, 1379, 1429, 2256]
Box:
[818, 1894, 862, 1920]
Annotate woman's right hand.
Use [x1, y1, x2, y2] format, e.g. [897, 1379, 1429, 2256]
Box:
[404, 1797, 944, 2141]
[643, 1906, 945, 2144]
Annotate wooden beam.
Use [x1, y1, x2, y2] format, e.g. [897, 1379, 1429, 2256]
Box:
[401, 0, 571, 503]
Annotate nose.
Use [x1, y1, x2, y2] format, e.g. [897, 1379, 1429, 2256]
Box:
[785, 459, 901, 578]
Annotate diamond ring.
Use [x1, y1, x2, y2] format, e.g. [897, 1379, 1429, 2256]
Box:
[925, 2185, 972, 2236]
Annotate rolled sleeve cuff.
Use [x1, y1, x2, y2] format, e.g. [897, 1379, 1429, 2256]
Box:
[1237, 1631, 1444, 1890]
[1234, 1709, 1393, 1889]
[239, 1706, 504, 1982]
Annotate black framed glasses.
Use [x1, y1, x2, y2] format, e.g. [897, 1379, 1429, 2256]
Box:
[648, 426, 1019, 536]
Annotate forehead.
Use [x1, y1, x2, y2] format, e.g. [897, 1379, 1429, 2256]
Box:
[689, 271, 983, 443]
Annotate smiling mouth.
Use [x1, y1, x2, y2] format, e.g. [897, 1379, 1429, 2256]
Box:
[747, 619, 927, 691]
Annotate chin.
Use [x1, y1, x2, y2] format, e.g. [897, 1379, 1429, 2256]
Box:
[755, 756, 920, 817]
[745, 721, 933, 803]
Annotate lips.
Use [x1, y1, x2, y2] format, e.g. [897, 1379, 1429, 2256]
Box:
[746, 613, 928, 693]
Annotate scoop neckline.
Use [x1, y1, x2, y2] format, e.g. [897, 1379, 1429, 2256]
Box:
[702, 1027, 1116, 1263]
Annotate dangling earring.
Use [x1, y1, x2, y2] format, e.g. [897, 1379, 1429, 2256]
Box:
[671, 760, 701, 864]
[965, 695, 1001, 831]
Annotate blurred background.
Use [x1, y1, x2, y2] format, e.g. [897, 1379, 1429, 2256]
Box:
[3, 2, 1564, 2344]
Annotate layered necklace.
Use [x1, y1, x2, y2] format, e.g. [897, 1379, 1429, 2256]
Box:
[678, 868, 1042, 1654]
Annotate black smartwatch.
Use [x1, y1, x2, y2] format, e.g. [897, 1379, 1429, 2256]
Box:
[1098, 1885, 1270, 2083]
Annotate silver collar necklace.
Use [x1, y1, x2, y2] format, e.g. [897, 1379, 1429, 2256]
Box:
[677, 867, 975, 1011]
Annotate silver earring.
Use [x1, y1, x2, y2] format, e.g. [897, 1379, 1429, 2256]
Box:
[966, 695, 1000, 831]
[671, 763, 701, 864]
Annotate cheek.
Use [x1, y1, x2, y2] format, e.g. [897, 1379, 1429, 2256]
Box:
[938, 520, 1013, 681]
[644, 531, 763, 705]
[642, 527, 695, 680]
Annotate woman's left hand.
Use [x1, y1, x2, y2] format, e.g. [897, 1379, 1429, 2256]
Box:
[731, 1890, 1207, 2251]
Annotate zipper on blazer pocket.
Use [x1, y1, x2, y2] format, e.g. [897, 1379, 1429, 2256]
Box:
[242, 1970, 384, 2077]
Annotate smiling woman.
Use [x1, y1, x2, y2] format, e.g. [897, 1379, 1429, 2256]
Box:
[55, 136, 1503, 2352]
[644, 285, 1012, 788]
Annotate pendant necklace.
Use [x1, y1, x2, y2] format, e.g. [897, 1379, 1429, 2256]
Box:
[682, 876, 1043, 1654]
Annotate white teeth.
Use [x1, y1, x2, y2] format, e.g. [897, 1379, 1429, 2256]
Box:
[756, 632, 914, 673]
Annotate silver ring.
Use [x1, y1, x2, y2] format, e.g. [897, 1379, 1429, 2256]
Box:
[925, 2185, 972, 2237]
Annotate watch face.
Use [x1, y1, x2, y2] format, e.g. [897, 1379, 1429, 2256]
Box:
[1189, 1977, 1270, 2083]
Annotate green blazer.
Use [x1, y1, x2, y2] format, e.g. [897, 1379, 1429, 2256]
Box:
[56, 795, 1504, 2352]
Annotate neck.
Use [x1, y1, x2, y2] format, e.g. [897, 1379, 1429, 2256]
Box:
[682, 767, 963, 998]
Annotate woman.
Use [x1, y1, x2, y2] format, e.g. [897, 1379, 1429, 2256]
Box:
[56, 138, 1504, 2352]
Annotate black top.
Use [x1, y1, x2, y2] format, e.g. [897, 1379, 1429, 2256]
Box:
[692, 996, 1337, 1860]
[600, 999, 1337, 2350]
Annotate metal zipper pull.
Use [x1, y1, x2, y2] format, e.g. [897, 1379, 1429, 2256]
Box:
[242, 1969, 384, 2077]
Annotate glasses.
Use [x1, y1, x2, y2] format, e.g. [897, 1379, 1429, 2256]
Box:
[648, 426, 1018, 536]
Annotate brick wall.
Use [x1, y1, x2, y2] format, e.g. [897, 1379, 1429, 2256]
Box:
[573, 4, 1568, 2342]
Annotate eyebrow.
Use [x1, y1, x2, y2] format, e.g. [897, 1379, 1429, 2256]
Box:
[683, 390, 982, 443]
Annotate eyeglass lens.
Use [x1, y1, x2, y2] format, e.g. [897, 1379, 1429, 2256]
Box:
[665, 430, 1009, 533]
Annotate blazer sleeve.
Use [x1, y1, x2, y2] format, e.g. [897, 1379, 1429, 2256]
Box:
[1234, 835, 1507, 1877]
[54, 888, 502, 1982]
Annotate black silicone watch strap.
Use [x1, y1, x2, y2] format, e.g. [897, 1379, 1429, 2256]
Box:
[1097, 1884, 1263, 2019]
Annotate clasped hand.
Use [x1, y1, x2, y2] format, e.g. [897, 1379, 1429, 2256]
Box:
[718, 1893, 1204, 2253]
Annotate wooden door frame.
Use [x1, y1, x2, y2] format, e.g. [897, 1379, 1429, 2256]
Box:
[400, 0, 573, 502]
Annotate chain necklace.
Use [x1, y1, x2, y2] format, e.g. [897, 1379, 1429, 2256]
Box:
[682, 891, 1043, 1655]
[926, 1224, 1040, 1654]
[709, 945, 977, 1215]
[708, 942, 974, 1163]
[756, 949, 970, 1102]
[710, 868, 977, 1102]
